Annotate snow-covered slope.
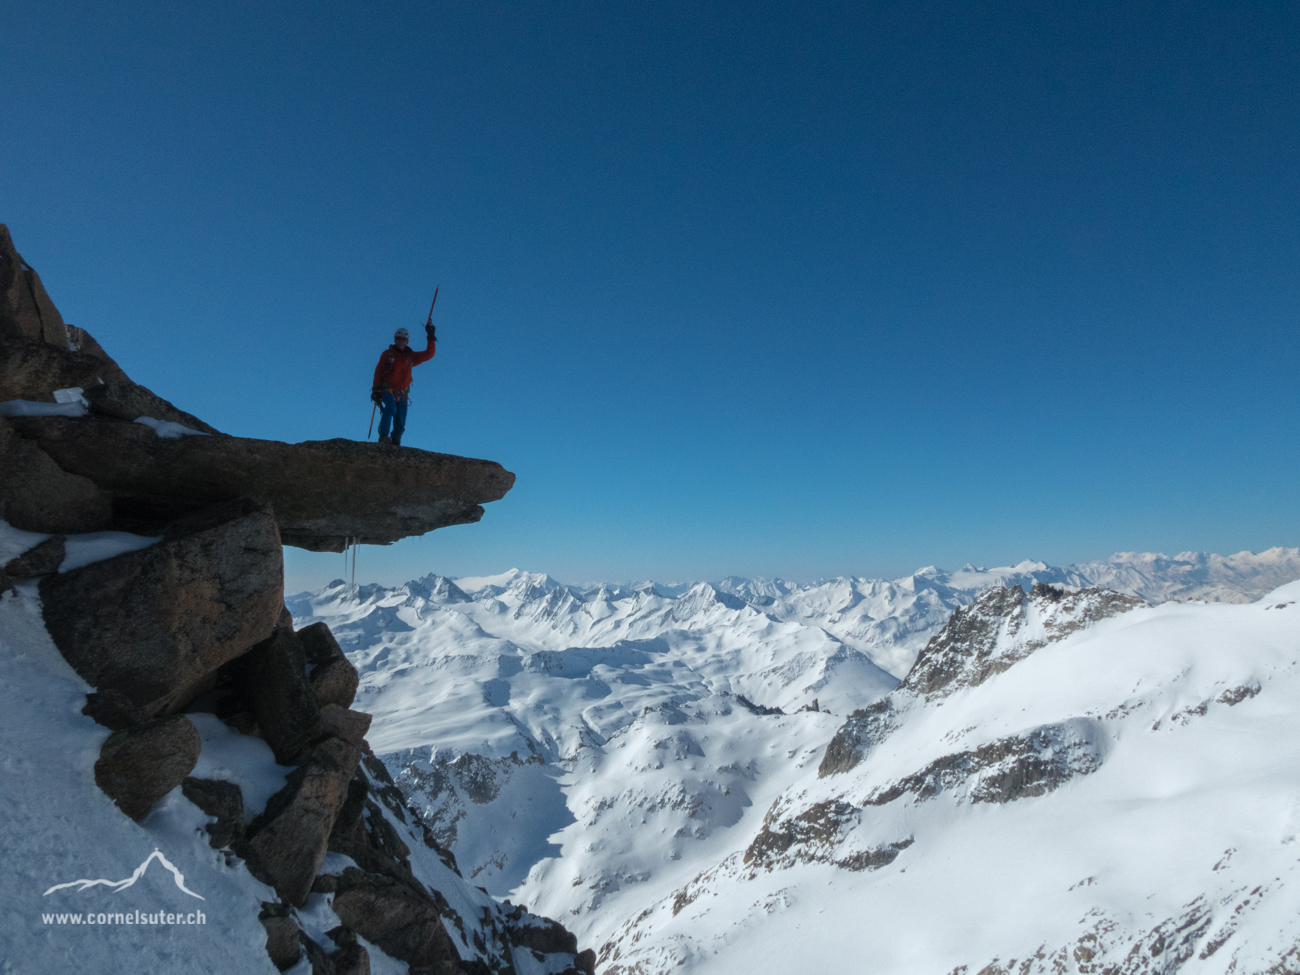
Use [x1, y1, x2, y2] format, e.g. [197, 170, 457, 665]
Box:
[283, 548, 1300, 974]
[595, 582, 1300, 974]
[0, 582, 286, 972]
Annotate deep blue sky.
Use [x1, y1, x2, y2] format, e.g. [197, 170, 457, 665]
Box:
[3, 1, 1297, 590]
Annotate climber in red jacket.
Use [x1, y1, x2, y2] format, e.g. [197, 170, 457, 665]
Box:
[371, 322, 436, 446]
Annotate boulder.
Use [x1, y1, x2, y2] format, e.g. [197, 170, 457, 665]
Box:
[93, 716, 202, 820]
[327, 772, 373, 856]
[299, 932, 339, 975]
[258, 903, 303, 971]
[235, 624, 321, 765]
[0, 418, 112, 534]
[239, 737, 363, 906]
[3, 534, 65, 578]
[181, 777, 245, 849]
[299, 622, 359, 708]
[258, 904, 348, 975]
[0, 339, 127, 403]
[313, 874, 341, 894]
[326, 927, 371, 975]
[330, 868, 460, 971]
[0, 224, 75, 348]
[83, 381, 220, 435]
[317, 704, 371, 747]
[0, 225, 130, 398]
[309, 655, 359, 710]
[8, 415, 515, 551]
[39, 498, 283, 716]
[82, 690, 150, 731]
[65, 324, 128, 377]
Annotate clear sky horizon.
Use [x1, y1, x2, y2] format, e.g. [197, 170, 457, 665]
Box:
[3, 1, 1297, 592]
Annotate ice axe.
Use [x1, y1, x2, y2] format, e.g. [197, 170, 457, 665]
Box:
[423, 286, 440, 345]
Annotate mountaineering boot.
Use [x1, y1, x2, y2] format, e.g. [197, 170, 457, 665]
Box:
[378, 435, 392, 444]
[391, 434, 402, 447]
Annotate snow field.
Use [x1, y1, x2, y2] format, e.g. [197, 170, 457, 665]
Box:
[613, 585, 1300, 973]
[279, 563, 1300, 973]
[0, 583, 282, 974]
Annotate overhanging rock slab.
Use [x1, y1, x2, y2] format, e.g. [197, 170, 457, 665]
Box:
[9, 416, 515, 551]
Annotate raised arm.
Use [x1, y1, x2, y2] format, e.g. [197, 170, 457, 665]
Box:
[411, 323, 437, 366]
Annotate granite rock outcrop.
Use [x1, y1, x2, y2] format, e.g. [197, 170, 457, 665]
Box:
[1, 225, 586, 974]
[10, 416, 515, 550]
[0, 224, 130, 400]
[40, 498, 284, 716]
[93, 715, 203, 820]
[0, 417, 113, 534]
[0, 223, 513, 552]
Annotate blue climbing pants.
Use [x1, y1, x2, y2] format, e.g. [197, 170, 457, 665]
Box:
[378, 391, 408, 443]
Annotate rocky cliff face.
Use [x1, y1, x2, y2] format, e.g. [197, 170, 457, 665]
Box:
[0, 224, 130, 397]
[817, 583, 1141, 779]
[0, 224, 514, 553]
[0, 226, 588, 975]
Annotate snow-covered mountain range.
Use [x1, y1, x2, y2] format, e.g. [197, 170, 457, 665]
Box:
[286, 548, 1300, 974]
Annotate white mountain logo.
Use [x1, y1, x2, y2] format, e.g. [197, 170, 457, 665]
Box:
[43, 848, 205, 900]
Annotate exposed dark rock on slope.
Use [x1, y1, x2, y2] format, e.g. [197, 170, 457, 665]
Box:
[1, 226, 584, 975]
[817, 697, 895, 778]
[3, 533, 65, 577]
[818, 583, 1141, 778]
[182, 776, 245, 849]
[744, 586, 1127, 877]
[242, 736, 364, 906]
[900, 582, 1142, 698]
[859, 719, 1104, 807]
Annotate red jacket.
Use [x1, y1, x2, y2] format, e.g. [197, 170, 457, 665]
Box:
[373, 341, 435, 394]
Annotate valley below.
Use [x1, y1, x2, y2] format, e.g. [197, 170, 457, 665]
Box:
[288, 550, 1300, 974]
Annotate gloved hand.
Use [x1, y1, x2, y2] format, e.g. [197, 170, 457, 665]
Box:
[425, 323, 436, 342]
[371, 388, 383, 405]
